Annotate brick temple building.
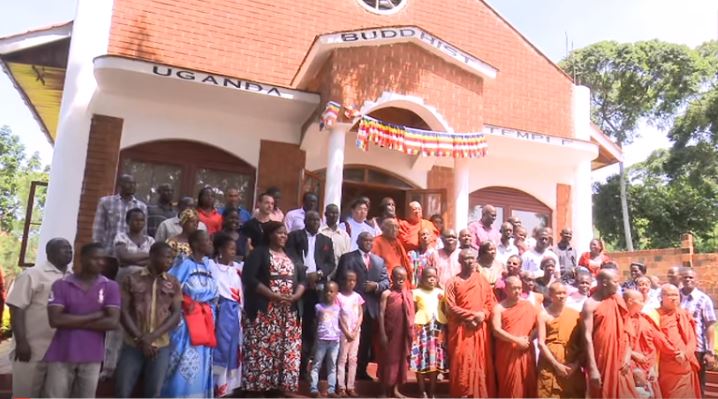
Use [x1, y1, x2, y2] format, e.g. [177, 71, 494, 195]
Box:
[0, 0, 621, 263]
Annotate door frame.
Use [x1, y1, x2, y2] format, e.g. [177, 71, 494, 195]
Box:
[118, 140, 256, 206]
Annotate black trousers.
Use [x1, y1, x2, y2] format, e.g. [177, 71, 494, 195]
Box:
[300, 290, 320, 376]
[357, 309, 376, 376]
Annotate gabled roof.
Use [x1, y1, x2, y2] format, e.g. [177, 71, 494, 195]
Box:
[292, 25, 498, 88]
[0, 21, 72, 144]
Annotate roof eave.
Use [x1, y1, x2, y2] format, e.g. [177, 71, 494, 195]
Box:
[0, 21, 72, 55]
[0, 59, 54, 144]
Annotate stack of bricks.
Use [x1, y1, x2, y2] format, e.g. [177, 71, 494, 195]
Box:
[607, 233, 718, 310]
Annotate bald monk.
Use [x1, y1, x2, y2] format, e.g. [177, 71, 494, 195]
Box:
[372, 218, 412, 287]
[537, 282, 585, 398]
[398, 201, 439, 252]
[624, 289, 662, 398]
[444, 249, 496, 398]
[657, 284, 701, 398]
[582, 269, 639, 398]
[492, 276, 538, 398]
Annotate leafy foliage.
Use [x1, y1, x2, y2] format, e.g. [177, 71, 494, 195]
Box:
[0, 126, 49, 278]
[594, 150, 718, 251]
[590, 41, 718, 252]
[561, 40, 705, 144]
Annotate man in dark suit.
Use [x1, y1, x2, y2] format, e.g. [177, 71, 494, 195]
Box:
[335, 231, 390, 381]
[286, 210, 336, 378]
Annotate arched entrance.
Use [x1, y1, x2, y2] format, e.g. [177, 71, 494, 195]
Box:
[118, 140, 256, 208]
[469, 186, 552, 235]
[311, 165, 420, 219]
[306, 104, 448, 220]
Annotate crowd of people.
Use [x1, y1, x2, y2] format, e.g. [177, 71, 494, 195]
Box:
[6, 173, 717, 398]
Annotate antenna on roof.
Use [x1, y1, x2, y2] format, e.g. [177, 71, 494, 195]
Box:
[565, 31, 569, 60]
[565, 32, 579, 83]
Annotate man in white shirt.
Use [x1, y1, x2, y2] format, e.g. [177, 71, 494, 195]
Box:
[154, 197, 207, 243]
[284, 192, 319, 233]
[341, 197, 377, 251]
[520, 227, 559, 279]
[496, 222, 518, 265]
[319, 204, 351, 269]
[8, 238, 73, 397]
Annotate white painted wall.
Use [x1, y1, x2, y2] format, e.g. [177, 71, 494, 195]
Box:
[92, 93, 300, 168]
[466, 156, 572, 211]
[37, 0, 114, 265]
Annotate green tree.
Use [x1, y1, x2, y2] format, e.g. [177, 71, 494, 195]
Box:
[561, 41, 704, 250]
[0, 125, 49, 278]
[593, 149, 718, 250]
[663, 41, 718, 252]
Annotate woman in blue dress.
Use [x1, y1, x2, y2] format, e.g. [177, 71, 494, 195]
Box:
[162, 230, 219, 398]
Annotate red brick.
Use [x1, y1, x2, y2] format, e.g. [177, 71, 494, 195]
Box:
[73, 114, 124, 271]
[107, 0, 575, 138]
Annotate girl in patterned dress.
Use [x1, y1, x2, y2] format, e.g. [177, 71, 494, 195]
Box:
[408, 228, 437, 288]
[241, 221, 306, 395]
[410, 266, 447, 399]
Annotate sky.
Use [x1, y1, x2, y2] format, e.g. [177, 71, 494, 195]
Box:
[0, 0, 717, 179]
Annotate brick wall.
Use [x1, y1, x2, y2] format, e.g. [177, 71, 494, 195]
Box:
[319, 44, 484, 132]
[427, 166, 454, 229]
[608, 234, 718, 307]
[108, 0, 574, 138]
[256, 140, 306, 212]
[74, 115, 124, 269]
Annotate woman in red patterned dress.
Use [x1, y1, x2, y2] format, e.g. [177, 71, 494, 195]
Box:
[241, 221, 306, 395]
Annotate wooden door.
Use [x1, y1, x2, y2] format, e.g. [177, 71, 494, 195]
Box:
[405, 189, 447, 220]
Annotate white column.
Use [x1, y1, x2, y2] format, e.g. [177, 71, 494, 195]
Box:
[572, 85, 591, 141]
[323, 124, 348, 212]
[453, 157, 470, 230]
[571, 84, 594, 253]
[572, 160, 593, 254]
[36, 0, 115, 264]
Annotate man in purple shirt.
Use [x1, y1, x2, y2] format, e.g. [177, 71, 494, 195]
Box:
[44, 242, 121, 398]
[468, 204, 500, 247]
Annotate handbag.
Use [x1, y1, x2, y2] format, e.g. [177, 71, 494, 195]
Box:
[182, 294, 217, 347]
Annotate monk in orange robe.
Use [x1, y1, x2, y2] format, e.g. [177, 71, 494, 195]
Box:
[398, 201, 439, 252]
[582, 269, 638, 399]
[656, 284, 702, 399]
[537, 281, 585, 398]
[372, 218, 412, 286]
[624, 289, 663, 398]
[444, 248, 496, 398]
[492, 275, 538, 398]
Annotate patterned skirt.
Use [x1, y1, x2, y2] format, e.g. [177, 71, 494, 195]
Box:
[241, 302, 301, 392]
[410, 319, 447, 374]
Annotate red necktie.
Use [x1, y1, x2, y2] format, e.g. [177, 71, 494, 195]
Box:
[364, 253, 371, 270]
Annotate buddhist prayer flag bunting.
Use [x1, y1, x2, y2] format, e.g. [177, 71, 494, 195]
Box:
[319, 101, 340, 130]
[343, 104, 361, 119]
[356, 115, 488, 158]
